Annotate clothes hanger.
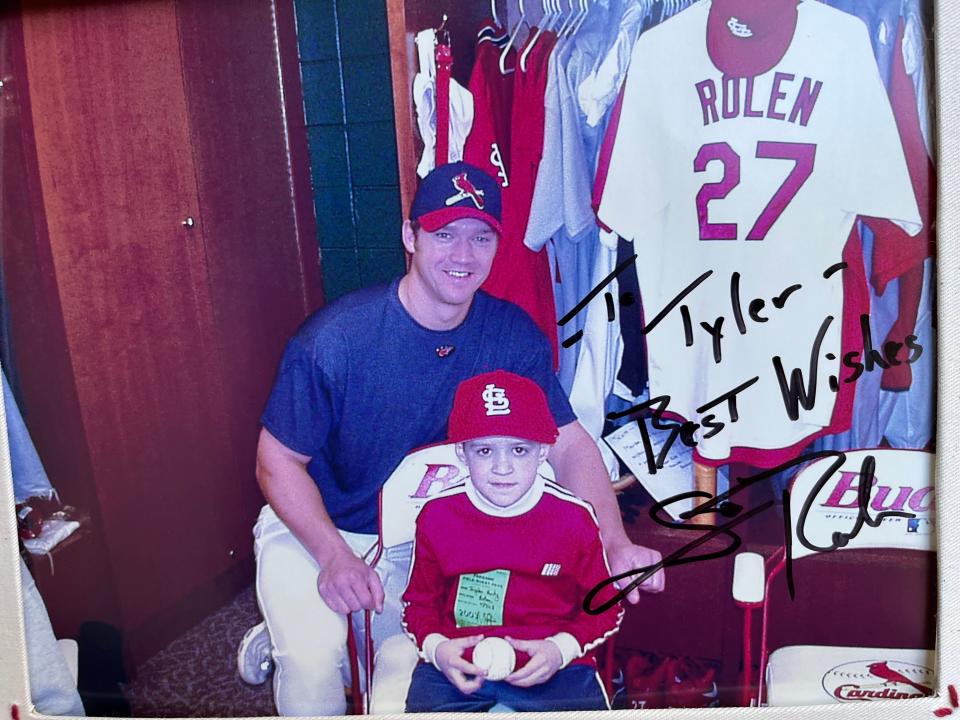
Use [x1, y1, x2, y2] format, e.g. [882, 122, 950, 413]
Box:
[554, 0, 576, 38]
[564, 0, 588, 37]
[571, 0, 593, 36]
[519, 0, 559, 71]
[549, 0, 566, 30]
[499, 0, 526, 74]
[479, 0, 509, 44]
[433, 13, 450, 52]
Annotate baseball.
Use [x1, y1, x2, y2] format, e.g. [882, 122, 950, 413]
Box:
[473, 637, 516, 681]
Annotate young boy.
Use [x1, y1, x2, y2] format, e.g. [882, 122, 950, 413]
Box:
[402, 370, 624, 712]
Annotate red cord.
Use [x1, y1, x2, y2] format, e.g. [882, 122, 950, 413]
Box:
[435, 41, 452, 166]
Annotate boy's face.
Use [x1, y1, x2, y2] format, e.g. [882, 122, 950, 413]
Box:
[456, 436, 550, 508]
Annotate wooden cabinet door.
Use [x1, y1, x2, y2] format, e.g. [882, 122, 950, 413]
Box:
[18, 0, 248, 634]
[9, 0, 321, 662]
[174, 0, 323, 570]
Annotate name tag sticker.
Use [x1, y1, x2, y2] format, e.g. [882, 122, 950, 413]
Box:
[454, 569, 510, 628]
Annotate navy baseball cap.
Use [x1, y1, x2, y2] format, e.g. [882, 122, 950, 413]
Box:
[410, 162, 503, 235]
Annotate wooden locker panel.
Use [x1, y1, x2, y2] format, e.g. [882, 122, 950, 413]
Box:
[0, 6, 123, 633]
[173, 0, 324, 565]
[19, 0, 243, 632]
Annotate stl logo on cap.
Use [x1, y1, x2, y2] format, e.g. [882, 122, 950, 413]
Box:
[726, 16, 753, 37]
[446, 172, 485, 209]
[481, 383, 511, 416]
[448, 370, 558, 444]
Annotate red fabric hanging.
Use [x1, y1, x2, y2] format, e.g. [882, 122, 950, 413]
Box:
[481, 31, 561, 369]
[435, 39, 453, 166]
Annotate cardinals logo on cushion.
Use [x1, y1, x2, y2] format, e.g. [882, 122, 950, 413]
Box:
[446, 172, 486, 209]
[822, 659, 934, 702]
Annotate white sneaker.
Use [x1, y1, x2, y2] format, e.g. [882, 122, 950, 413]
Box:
[237, 621, 274, 685]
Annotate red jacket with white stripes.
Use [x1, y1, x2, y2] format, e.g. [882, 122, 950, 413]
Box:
[401, 477, 623, 669]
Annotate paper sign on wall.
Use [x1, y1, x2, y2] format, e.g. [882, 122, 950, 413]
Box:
[604, 421, 695, 520]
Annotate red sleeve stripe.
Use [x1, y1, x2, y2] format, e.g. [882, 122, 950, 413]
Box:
[592, 82, 627, 221]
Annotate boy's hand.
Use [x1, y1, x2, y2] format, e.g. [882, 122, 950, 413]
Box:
[435, 635, 487, 694]
[503, 637, 563, 687]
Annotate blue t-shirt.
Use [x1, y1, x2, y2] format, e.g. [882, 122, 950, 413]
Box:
[261, 278, 577, 534]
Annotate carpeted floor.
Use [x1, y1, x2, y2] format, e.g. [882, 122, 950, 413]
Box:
[121, 585, 276, 717]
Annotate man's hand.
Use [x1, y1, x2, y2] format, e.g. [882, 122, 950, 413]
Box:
[607, 540, 665, 602]
[547, 423, 666, 599]
[316, 548, 384, 614]
[435, 635, 487, 694]
[258, 428, 384, 614]
[503, 638, 563, 687]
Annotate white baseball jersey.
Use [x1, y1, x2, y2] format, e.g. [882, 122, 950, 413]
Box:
[596, 0, 921, 462]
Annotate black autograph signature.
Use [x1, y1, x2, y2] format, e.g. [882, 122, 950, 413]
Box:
[583, 449, 917, 615]
[567, 254, 928, 614]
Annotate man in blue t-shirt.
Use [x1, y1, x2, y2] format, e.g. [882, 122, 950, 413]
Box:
[240, 162, 664, 715]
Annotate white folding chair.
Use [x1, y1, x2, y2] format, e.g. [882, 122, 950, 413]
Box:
[731, 449, 936, 706]
[346, 442, 469, 713]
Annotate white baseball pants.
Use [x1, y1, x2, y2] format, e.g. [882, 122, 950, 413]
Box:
[253, 504, 419, 715]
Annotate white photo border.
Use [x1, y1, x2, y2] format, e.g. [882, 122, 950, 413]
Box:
[1, 0, 958, 718]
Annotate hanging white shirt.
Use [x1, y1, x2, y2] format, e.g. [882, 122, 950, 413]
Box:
[412, 29, 475, 177]
[596, 0, 921, 462]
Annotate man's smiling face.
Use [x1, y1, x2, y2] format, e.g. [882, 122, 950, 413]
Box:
[402, 217, 498, 315]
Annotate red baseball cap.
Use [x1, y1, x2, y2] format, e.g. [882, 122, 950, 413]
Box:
[706, 0, 798, 78]
[448, 370, 559, 445]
